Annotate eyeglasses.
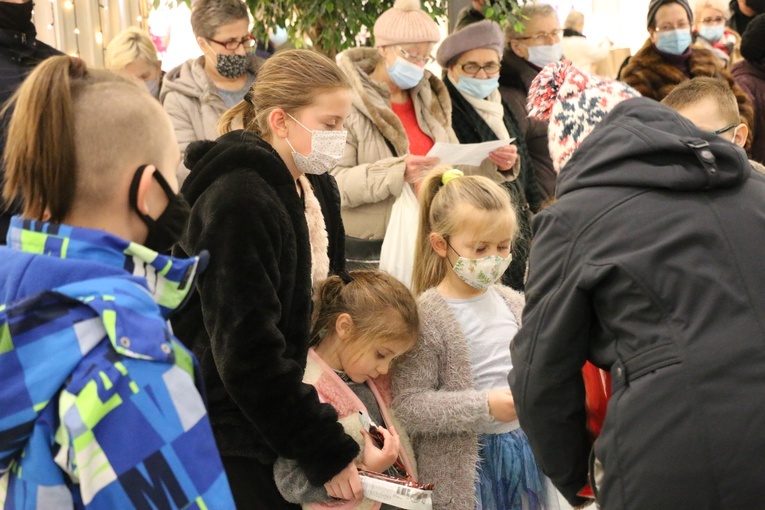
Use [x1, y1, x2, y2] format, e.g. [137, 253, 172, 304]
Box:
[397, 46, 434, 65]
[711, 124, 737, 135]
[654, 22, 691, 32]
[207, 34, 256, 51]
[515, 29, 563, 44]
[459, 62, 501, 75]
[700, 16, 725, 25]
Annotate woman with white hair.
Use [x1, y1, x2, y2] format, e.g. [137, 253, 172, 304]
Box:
[692, 0, 742, 69]
[105, 27, 164, 98]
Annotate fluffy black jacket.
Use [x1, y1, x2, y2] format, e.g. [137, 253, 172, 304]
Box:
[171, 130, 359, 486]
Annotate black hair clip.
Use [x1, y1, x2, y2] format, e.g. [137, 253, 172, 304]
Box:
[338, 270, 354, 285]
[243, 90, 254, 106]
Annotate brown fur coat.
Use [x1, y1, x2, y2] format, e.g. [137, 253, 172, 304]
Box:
[620, 40, 754, 133]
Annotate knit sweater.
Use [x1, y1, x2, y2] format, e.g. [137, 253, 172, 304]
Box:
[392, 285, 525, 510]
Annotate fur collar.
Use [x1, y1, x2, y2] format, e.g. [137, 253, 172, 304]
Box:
[299, 175, 330, 288]
[338, 48, 452, 156]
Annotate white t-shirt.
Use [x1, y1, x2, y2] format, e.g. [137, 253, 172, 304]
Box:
[444, 287, 520, 434]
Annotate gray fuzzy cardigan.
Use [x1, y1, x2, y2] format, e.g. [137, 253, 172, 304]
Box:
[391, 285, 525, 509]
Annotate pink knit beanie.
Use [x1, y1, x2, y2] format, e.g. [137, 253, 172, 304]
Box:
[527, 61, 640, 173]
[373, 0, 441, 48]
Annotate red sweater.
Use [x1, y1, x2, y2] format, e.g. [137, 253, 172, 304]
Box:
[391, 98, 434, 156]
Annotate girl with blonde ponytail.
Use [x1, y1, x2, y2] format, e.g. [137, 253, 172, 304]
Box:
[393, 167, 558, 509]
[0, 56, 234, 508]
[170, 49, 364, 509]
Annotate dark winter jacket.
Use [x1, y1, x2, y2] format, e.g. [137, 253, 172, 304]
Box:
[0, 26, 60, 244]
[498, 50, 557, 202]
[171, 130, 359, 486]
[732, 59, 765, 164]
[510, 97, 765, 509]
[620, 40, 754, 135]
[445, 77, 536, 291]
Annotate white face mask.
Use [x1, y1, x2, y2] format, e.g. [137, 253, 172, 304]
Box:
[285, 113, 347, 175]
[448, 242, 512, 290]
[526, 42, 563, 68]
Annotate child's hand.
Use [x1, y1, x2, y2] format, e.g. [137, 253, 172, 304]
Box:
[360, 426, 401, 473]
[488, 389, 518, 422]
[324, 461, 363, 501]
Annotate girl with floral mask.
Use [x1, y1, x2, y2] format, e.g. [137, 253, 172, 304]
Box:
[173, 49, 360, 509]
[438, 19, 539, 292]
[391, 168, 559, 510]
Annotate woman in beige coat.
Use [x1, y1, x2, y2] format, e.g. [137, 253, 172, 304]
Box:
[333, 0, 516, 241]
[160, 0, 262, 184]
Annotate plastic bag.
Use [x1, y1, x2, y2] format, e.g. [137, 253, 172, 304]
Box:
[379, 184, 419, 289]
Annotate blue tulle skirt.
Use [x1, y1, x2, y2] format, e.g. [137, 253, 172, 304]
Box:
[475, 428, 559, 510]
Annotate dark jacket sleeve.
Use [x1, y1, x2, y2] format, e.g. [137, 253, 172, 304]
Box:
[191, 177, 359, 485]
[509, 207, 591, 507]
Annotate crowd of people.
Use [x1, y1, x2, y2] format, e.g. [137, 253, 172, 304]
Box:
[0, 0, 764, 509]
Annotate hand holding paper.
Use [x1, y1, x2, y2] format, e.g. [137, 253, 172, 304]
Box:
[426, 139, 514, 167]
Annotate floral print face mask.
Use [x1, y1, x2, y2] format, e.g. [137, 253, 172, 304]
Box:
[285, 113, 347, 175]
[448, 242, 512, 290]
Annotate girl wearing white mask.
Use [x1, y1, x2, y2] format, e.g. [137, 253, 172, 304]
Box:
[333, 0, 515, 245]
[692, 0, 743, 70]
[393, 168, 559, 510]
[172, 49, 362, 510]
[437, 19, 541, 292]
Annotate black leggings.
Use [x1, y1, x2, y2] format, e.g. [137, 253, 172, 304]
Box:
[222, 456, 301, 510]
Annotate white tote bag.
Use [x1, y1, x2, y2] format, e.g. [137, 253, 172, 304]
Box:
[379, 184, 419, 289]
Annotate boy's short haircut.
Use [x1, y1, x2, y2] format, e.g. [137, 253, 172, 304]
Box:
[661, 77, 740, 125]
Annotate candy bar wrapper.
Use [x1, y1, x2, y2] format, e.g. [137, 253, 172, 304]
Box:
[359, 471, 434, 510]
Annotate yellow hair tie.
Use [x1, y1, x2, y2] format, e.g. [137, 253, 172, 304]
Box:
[441, 169, 464, 186]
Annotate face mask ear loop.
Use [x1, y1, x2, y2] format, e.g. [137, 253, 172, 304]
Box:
[129, 165, 156, 226]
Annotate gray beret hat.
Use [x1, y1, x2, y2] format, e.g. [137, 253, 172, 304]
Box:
[436, 19, 504, 67]
[646, 0, 693, 28]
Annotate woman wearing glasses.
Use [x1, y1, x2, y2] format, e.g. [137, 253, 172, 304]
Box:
[333, 0, 514, 244]
[692, 0, 742, 70]
[161, 0, 262, 185]
[436, 19, 540, 291]
[499, 3, 560, 202]
[619, 0, 752, 135]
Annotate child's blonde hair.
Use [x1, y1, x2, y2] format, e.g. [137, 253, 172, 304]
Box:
[104, 27, 160, 71]
[218, 49, 351, 138]
[310, 270, 420, 351]
[412, 167, 518, 296]
[2, 56, 170, 222]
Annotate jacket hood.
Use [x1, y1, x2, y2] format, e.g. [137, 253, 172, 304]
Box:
[556, 97, 751, 197]
[181, 129, 293, 206]
[160, 55, 262, 102]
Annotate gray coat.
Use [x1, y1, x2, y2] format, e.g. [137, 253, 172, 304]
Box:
[392, 285, 524, 510]
[511, 97, 765, 509]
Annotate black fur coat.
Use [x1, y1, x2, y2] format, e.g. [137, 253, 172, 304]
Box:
[171, 130, 359, 486]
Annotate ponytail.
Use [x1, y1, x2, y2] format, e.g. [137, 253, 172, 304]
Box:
[217, 91, 256, 135]
[411, 167, 519, 296]
[2, 56, 85, 222]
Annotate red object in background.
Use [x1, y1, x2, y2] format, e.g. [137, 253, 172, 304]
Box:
[582, 361, 611, 440]
[578, 361, 611, 499]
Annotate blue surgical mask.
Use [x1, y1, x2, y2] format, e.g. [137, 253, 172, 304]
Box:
[526, 43, 563, 69]
[454, 75, 500, 99]
[699, 25, 725, 43]
[387, 56, 425, 90]
[145, 79, 160, 99]
[656, 29, 692, 55]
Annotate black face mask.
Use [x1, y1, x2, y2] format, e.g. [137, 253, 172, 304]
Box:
[129, 165, 191, 253]
[0, 1, 34, 32]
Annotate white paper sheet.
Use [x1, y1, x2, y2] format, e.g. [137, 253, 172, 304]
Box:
[425, 139, 514, 166]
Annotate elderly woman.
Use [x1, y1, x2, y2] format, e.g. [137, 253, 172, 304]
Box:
[436, 19, 540, 291]
[160, 0, 262, 184]
[105, 27, 164, 99]
[692, 0, 742, 69]
[333, 0, 515, 243]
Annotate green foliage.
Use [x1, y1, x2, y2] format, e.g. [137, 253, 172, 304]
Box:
[168, 0, 524, 56]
